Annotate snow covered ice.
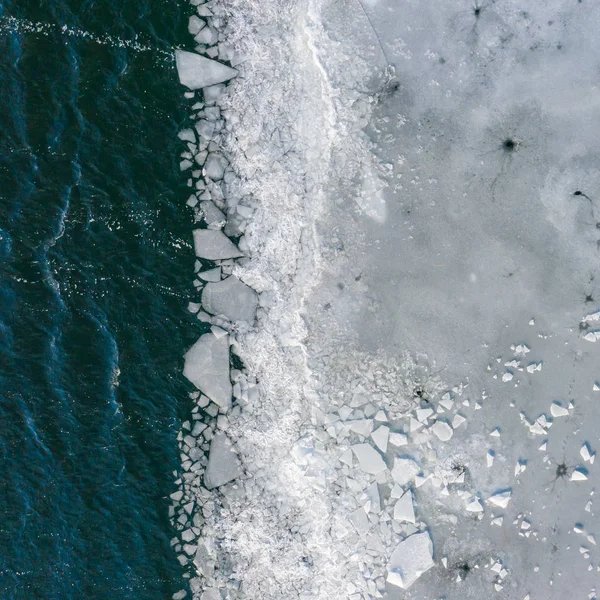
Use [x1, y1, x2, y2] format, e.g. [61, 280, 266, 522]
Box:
[170, 0, 600, 598]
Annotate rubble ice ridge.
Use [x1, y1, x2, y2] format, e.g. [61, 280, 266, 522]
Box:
[169, 0, 402, 597]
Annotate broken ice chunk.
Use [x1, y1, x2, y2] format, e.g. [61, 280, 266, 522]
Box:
[193, 229, 244, 260]
[583, 331, 600, 343]
[203, 153, 229, 181]
[204, 432, 240, 489]
[583, 310, 600, 323]
[391, 457, 420, 486]
[502, 371, 514, 383]
[393, 490, 416, 523]
[387, 531, 434, 589]
[439, 392, 454, 411]
[550, 402, 569, 417]
[371, 426, 389, 452]
[581, 443, 594, 464]
[571, 468, 588, 482]
[352, 444, 387, 475]
[199, 200, 226, 227]
[452, 414, 466, 429]
[339, 448, 353, 466]
[183, 333, 231, 409]
[486, 451, 495, 467]
[416, 407, 434, 422]
[410, 417, 424, 432]
[198, 267, 222, 282]
[374, 410, 388, 422]
[202, 276, 258, 322]
[178, 128, 196, 144]
[431, 419, 453, 442]
[390, 483, 404, 499]
[175, 50, 237, 89]
[488, 490, 512, 509]
[349, 419, 373, 437]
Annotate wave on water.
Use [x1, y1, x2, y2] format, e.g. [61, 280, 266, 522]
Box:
[0, 15, 174, 64]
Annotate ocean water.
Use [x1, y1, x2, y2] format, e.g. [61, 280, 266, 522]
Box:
[0, 1, 196, 597]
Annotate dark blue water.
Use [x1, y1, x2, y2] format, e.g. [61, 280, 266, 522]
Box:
[0, 1, 197, 597]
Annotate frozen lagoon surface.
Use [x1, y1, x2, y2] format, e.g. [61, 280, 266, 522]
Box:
[172, 0, 600, 598]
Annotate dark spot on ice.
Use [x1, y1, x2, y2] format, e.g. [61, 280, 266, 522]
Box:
[324, 302, 331, 310]
[573, 190, 583, 196]
[355, 273, 363, 282]
[502, 138, 517, 152]
[439, 57, 446, 64]
[458, 563, 471, 577]
[584, 293, 594, 304]
[451, 461, 467, 476]
[473, 6, 481, 17]
[556, 463, 568, 478]
[337, 282, 345, 290]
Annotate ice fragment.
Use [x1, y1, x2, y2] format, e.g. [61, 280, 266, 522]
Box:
[175, 50, 237, 89]
[386, 531, 434, 589]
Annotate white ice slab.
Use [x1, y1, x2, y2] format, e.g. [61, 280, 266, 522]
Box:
[393, 490, 416, 523]
[550, 402, 569, 417]
[387, 531, 434, 589]
[202, 276, 258, 322]
[175, 50, 237, 90]
[183, 333, 232, 409]
[431, 420, 453, 442]
[204, 432, 241, 489]
[371, 425, 389, 452]
[193, 229, 244, 260]
[352, 444, 387, 474]
[487, 490, 512, 509]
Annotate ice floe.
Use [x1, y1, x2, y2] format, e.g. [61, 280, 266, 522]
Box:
[386, 531, 434, 589]
[201, 275, 257, 322]
[193, 229, 243, 260]
[175, 50, 237, 89]
[204, 432, 241, 489]
[351, 443, 387, 474]
[183, 333, 232, 410]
